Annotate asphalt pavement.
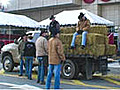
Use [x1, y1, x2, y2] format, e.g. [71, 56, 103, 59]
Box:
[0, 55, 120, 89]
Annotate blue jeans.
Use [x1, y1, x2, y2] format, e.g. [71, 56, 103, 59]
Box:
[46, 64, 61, 89]
[37, 57, 45, 82]
[71, 31, 88, 47]
[19, 56, 24, 75]
[25, 56, 33, 79]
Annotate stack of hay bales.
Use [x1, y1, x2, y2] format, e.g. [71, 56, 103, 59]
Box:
[60, 25, 116, 57]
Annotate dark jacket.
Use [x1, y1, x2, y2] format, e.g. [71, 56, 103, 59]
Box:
[23, 41, 36, 57]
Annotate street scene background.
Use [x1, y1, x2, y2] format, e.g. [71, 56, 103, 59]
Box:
[0, 0, 120, 89]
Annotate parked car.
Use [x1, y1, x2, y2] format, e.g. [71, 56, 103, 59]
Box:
[1, 31, 41, 72]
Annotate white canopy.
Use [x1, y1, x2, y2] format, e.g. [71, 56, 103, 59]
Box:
[0, 12, 40, 28]
[39, 9, 114, 26]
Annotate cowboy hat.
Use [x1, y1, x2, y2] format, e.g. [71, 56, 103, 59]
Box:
[49, 15, 55, 20]
[78, 12, 85, 20]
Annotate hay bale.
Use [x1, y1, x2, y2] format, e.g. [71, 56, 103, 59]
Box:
[61, 25, 108, 35]
[88, 33, 105, 45]
[60, 33, 107, 45]
[105, 45, 116, 55]
[60, 27, 76, 34]
[88, 44, 105, 56]
[104, 36, 109, 45]
[63, 43, 116, 56]
[60, 34, 73, 44]
[76, 44, 105, 56]
[63, 44, 105, 56]
[60, 30, 115, 57]
[90, 25, 108, 35]
[75, 33, 105, 45]
[63, 44, 74, 55]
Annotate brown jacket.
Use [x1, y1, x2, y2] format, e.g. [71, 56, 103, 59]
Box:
[35, 36, 48, 57]
[48, 37, 66, 64]
[76, 19, 90, 32]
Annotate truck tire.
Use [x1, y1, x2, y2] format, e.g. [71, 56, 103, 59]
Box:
[3, 55, 14, 72]
[61, 59, 79, 79]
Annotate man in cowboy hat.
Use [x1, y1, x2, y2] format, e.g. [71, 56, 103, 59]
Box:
[49, 15, 60, 37]
[18, 33, 28, 76]
[35, 29, 48, 85]
[46, 31, 65, 89]
[70, 12, 90, 49]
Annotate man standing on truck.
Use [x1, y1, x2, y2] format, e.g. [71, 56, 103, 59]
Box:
[18, 34, 27, 76]
[70, 12, 90, 49]
[49, 15, 60, 37]
[23, 35, 36, 80]
[35, 30, 48, 85]
[46, 32, 66, 89]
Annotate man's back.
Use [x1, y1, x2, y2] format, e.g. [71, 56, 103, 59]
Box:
[35, 36, 48, 57]
[23, 41, 36, 57]
[48, 37, 65, 64]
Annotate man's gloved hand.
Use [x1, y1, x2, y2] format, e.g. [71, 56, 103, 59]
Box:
[77, 30, 83, 34]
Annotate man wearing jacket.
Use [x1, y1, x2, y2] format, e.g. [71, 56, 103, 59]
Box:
[23, 36, 36, 80]
[46, 32, 66, 89]
[49, 15, 60, 37]
[71, 12, 90, 49]
[18, 34, 27, 76]
[35, 30, 48, 85]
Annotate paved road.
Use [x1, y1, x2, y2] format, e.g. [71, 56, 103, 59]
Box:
[0, 73, 120, 89]
[0, 68, 120, 89]
[0, 55, 120, 89]
[0, 75, 41, 89]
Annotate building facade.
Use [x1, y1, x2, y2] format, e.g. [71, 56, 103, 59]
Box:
[4, 0, 120, 28]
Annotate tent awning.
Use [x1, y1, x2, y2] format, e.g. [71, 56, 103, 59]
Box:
[39, 9, 114, 26]
[0, 12, 40, 28]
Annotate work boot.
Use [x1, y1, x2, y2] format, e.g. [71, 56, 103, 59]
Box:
[37, 80, 40, 83]
[40, 81, 45, 85]
[69, 46, 75, 49]
[18, 74, 23, 76]
[29, 78, 32, 80]
[28, 77, 32, 80]
[81, 45, 85, 49]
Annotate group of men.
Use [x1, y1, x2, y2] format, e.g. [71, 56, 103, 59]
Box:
[18, 12, 90, 89]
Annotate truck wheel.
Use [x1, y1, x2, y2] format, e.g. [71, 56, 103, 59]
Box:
[61, 59, 79, 79]
[3, 55, 14, 72]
